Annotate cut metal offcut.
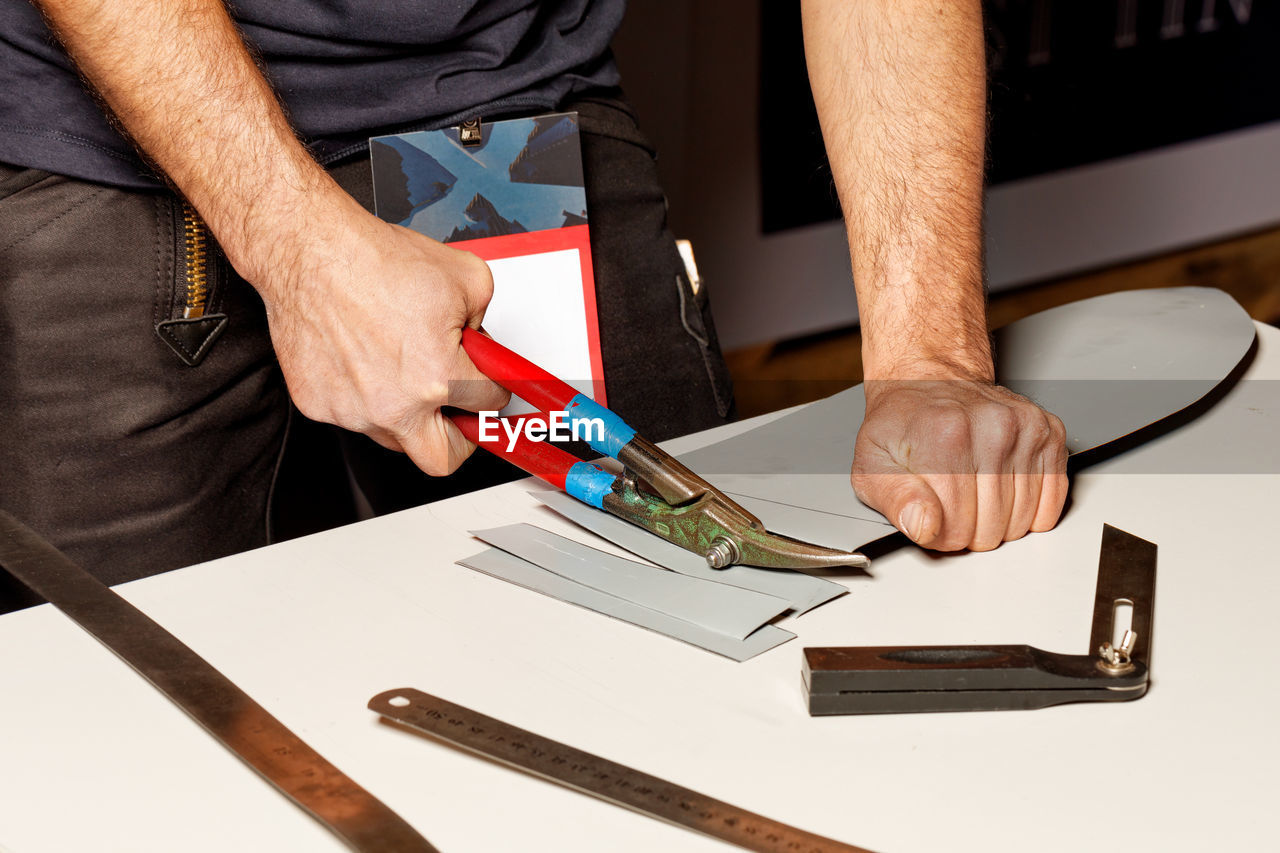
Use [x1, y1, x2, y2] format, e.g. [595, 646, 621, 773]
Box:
[469, 524, 792, 640]
[458, 547, 795, 661]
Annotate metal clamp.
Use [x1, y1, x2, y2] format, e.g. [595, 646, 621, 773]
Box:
[459, 117, 483, 146]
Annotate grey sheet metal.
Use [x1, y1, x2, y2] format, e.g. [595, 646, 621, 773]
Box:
[458, 548, 796, 661]
[674, 287, 1256, 551]
[532, 490, 851, 614]
[470, 524, 791, 640]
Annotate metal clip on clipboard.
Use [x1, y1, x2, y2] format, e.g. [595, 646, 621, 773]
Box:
[803, 524, 1157, 716]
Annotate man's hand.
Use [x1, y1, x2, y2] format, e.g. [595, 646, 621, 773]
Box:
[254, 193, 510, 476]
[37, 0, 509, 475]
[853, 379, 1068, 551]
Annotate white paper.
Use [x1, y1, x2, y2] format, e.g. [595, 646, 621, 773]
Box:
[483, 249, 596, 414]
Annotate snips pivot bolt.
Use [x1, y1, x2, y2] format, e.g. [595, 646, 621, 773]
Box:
[705, 536, 740, 569]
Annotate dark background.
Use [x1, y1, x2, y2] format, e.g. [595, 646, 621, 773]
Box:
[760, 0, 1280, 233]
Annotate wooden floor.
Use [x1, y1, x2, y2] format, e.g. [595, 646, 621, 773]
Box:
[725, 225, 1280, 418]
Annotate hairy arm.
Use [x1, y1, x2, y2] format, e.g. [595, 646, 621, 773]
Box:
[801, 0, 1067, 550]
[36, 0, 508, 473]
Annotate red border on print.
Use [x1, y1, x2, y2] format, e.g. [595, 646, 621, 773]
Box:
[450, 225, 606, 406]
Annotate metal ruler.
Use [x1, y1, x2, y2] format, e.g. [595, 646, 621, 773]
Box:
[0, 510, 436, 853]
[369, 688, 872, 853]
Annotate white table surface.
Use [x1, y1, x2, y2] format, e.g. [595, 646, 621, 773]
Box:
[2, 324, 1278, 853]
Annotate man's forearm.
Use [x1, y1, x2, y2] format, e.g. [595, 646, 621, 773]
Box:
[36, 0, 346, 290]
[802, 1, 1067, 552]
[801, 0, 990, 381]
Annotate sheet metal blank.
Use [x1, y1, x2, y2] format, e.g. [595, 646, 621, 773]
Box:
[803, 524, 1157, 715]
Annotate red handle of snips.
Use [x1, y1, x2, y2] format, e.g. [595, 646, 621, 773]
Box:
[448, 328, 586, 490]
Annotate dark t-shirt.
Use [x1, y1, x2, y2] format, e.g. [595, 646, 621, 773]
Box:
[0, 0, 624, 189]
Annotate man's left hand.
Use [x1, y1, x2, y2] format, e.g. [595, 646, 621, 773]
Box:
[851, 380, 1069, 551]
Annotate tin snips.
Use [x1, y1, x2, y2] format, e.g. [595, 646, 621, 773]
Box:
[449, 329, 869, 572]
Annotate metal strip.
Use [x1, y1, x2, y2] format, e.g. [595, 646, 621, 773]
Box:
[469, 524, 791, 640]
[369, 688, 872, 853]
[0, 510, 435, 853]
[458, 547, 795, 661]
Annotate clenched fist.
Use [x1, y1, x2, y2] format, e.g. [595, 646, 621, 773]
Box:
[852, 379, 1069, 551]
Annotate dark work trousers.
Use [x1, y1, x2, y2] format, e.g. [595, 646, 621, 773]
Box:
[0, 94, 733, 613]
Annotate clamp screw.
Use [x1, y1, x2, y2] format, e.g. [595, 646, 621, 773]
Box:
[705, 537, 739, 569]
[1097, 629, 1138, 675]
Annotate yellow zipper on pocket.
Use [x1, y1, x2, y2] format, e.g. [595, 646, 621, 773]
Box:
[181, 201, 209, 319]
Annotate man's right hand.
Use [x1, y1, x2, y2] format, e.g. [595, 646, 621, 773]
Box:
[34, 0, 509, 477]
[247, 193, 511, 476]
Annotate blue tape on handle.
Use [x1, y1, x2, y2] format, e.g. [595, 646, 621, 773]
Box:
[564, 462, 615, 509]
[566, 394, 636, 458]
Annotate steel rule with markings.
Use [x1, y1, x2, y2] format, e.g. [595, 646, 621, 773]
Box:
[369, 688, 873, 853]
[0, 510, 435, 853]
